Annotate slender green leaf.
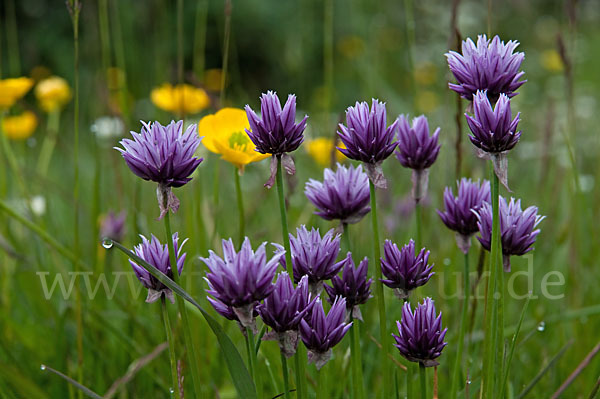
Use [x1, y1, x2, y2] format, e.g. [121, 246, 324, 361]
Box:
[41, 364, 102, 399]
[500, 294, 531, 398]
[517, 340, 573, 399]
[109, 239, 257, 399]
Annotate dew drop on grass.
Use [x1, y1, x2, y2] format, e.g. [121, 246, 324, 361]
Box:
[537, 321, 545, 332]
[40, 364, 46, 370]
[102, 238, 114, 249]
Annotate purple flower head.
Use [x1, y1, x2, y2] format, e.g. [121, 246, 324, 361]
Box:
[395, 115, 441, 170]
[475, 196, 544, 272]
[203, 237, 283, 331]
[305, 163, 371, 224]
[245, 91, 307, 155]
[129, 233, 187, 304]
[116, 120, 203, 219]
[300, 296, 353, 370]
[280, 226, 345, 295]
[466, 91, 521, 154]
[437, 178, 491, 253]
[337, 99, 399, 188]
[381, 240, 434, 299]
[324, 253, 372, 321]
[258, 273, 316, 357]
[446, 34, 526, 101]
[117, 120, 202, 187]
[393, 297, 448, 367]
[100, 210, 126, 242]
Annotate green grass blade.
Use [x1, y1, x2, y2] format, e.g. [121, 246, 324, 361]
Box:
[40, 364, 102, 399]
[500, 294, 531, 398]
[109, 239, 257, 399]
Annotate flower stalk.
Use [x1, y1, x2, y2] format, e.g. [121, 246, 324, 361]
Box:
[163, 211, 202, 397]
[276, 155, 293, 275]
[450, 251, 470, 398]
[234, 167, 245, 246]
[419, 363, 427, 399]
[161, 297, 181, 399]
[369, 180, 390, 397]
[281, 352, 290, 399]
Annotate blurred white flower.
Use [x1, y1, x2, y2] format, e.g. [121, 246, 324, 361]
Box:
[91, 116, 124, 140]
[30, 196, 46, 216]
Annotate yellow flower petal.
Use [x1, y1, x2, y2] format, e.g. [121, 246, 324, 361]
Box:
[2, 111, 38, 140]
[35, 76, 72, 113]
[198, 107, 269, 169]
[306, 137, 346, 168]
[151, 83, 210, 115]
[0, 77, 34, 109]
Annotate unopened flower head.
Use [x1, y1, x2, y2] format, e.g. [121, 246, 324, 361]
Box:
[337, 99, 398, 188]
[300, 297, 353, 370]
[446, 35, 526, 101]
[99, 210, 126, 242]
[380, 239, 434, 299]
[203, 237, 283, 331]
[475, 196, 544, 272]
[199, 108, 269, 171]
[129, 233, 186, 304]
[151, 83, 210, 115]
[305, 163, 371, 224]
[393, 297, 447, 367]
[35, 76, 72, 113]
[116, 120, 203, 219]
[324, 253, 372, 320]
[437, 178, 491, 253]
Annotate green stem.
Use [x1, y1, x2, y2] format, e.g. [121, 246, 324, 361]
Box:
[233, 167, 245, 246]
[161, 297, 181, 399]
[276, 155, 293, 275]
[164, 211, 202, 397]
[418, 363, 426, 399]
[281, 352, 290, 399]
[317, 368, 327, 399]
[220, 0, 232, 104]
[415, 202, 422, 249]
[350, 318, 365, 399]
[5, 0, 20, 75]
[342, 222, 351, 253]
[177, 0, 184, 85]
[37, 110, 60, 177]
[211, 160, 221, 243]
[193, 0, 208, 79]
[294, 347, 307, 399]
[369, 180, 390, 398]
[245, 328, 256, 380]
[450, 251, 470, 397]
[406, 363, 412, 399]
[483, 168, 501, 398]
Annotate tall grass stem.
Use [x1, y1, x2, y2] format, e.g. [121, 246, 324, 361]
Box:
[161, 297, 181, 399]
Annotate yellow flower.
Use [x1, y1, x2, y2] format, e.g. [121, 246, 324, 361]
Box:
[35, 76, 72, 113]
[306, 137, 346, 168]
[198, 108, 269, 171]
[0, 77, 34, 109]
[541, 49, 564, 73]
[151, 83, 210, 115]
[2, 111, 38, 140]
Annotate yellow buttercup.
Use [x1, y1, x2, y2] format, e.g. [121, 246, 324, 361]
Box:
[0, 77, 34, 110]
[151, 83, 210, 115]
[2, 111, 38, 140]
[199, 108, 269, 171]
[306, 137, 346, 168]
[35, 76, 72, 113]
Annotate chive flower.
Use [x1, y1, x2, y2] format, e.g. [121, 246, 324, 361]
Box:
[300, 297, 353, 370]
[393, 297, 447, 367]
[395, 115, 441, 202]
[116, 120, 203, 219]
[475, 196, 544, 272]
[245, 91, 308, 188]
[324, 253, 372, 321]
[304, 163, 371, 225]
[446, 34, 526, 102]
[337, 99, 399, 188]
[437, 178, 491, 254]
[203, 237, 283, 331]
[129, 233, 187, 304]
[380, 239, 434, 299]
